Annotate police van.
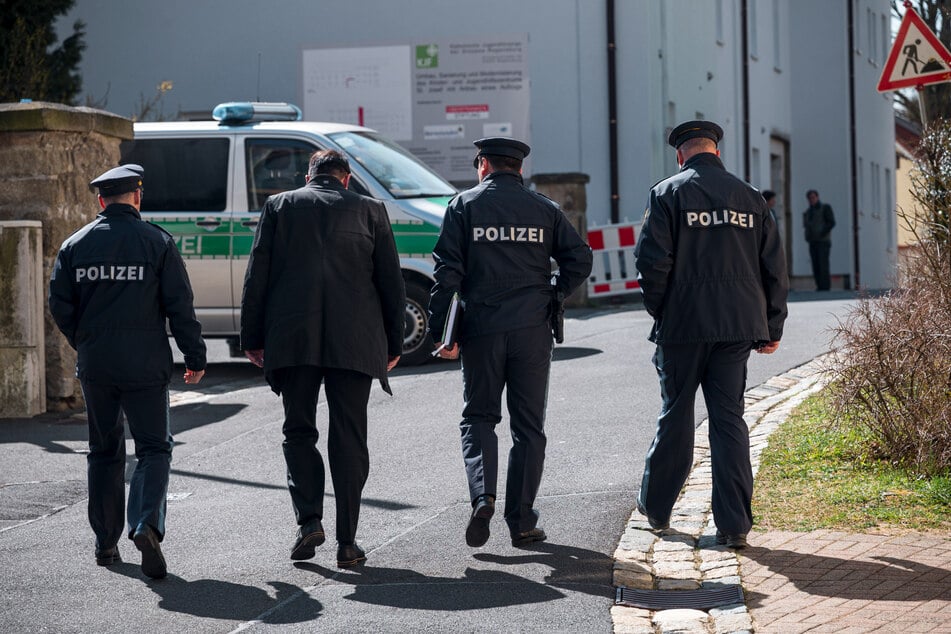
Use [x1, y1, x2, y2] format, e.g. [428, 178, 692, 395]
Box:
[120, 102, 455, 366]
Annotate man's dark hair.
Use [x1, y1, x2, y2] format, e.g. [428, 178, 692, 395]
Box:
[762, 190, 776, 202]
[806, 189, 819, 197]
[308, 149, 351, 179]
[483, 154, 522, 173]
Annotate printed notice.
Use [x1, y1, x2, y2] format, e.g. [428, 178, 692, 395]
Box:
[302, 34, 529, 182]
[302, 45, 413, 140]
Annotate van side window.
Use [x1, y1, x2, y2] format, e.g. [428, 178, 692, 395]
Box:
[246, 139, 315, 210]
[120, 138, 229, 212]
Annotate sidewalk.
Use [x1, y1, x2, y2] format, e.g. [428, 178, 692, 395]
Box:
[610, 357, 951, 634]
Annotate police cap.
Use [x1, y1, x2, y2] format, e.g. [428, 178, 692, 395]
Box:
[472, 137, 531, 168]
[89, 165, 143, 197]
[667, 120, 723, 149]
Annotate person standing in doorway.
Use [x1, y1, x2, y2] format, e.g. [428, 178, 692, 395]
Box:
[803, 189, 835, 291]
[429, 137, 592, 549]
[241, 149, 405, 569]
[634, 121, 788, 549]
[49, 165, 207, 579]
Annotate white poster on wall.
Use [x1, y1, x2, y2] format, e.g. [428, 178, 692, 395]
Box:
[302, 35, 530, 182]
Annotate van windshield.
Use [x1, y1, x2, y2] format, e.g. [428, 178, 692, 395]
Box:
[329, 131, 455, 199]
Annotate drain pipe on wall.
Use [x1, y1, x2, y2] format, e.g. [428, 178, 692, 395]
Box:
[741, 0, 751, 183]
[607, 0, 620, 224]
[847, 0, 861, 290]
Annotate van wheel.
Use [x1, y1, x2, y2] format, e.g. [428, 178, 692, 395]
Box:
[401, 280, 434, 366]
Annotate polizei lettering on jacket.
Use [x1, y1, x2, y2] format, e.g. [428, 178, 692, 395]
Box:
[75, 264, 146, 283]
[472, 225, 545, 243]
[684, 209, 754, 229]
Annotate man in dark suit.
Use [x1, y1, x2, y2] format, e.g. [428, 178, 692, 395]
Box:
[240, 149, 405, 568]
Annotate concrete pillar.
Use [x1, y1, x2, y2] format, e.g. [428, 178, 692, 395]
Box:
[0, 101, 133, 412]
[531, 172, 590, 306]
[0, 221, 46, 417]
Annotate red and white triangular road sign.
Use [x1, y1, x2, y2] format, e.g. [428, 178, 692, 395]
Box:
[878, 6, 951, 92]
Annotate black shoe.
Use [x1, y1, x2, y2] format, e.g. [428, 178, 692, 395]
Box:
[132, 525, 167, 579]
[637, 500, 670, 531]
[290, 518, 326, 561]
[636, 500, 669, 531]
[716, 531, 748, 549]
[95, 546, 121, 566]
[465, 494, 495, 548]
[511, 527, 547, 548]
[336, 542, 367, 568]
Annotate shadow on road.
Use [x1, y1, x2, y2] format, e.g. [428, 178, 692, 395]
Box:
[106, 563, 324, 624]
[473, 541, 616, 599]
[295, 560, 565, 610]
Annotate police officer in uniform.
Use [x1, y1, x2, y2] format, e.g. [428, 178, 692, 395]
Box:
[49, 165, 206, 578]
[429, 137, 592, 548]
[634, 121, 788, 549]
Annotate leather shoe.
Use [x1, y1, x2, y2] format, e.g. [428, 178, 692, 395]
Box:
[95, 546, 121, 566]
[465, 494, 495, 547]
[716, 531, 748, 549]
[636, 500, 669, 531]
[336, 542, 367, 568]
[511, 527, 547, 547]
[290, 518, 326, 561]
[132, 525, 167, 579]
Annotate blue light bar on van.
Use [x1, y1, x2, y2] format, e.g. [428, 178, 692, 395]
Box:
[212, 102, 302, 124]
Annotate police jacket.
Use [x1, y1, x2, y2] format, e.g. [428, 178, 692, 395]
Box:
[240, 175, 405, 393]
[429, 171, 593, 340]
[634, 152, 788, 344]
[48, 203, 206, 387]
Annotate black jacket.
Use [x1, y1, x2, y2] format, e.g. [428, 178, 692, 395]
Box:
[240, 176, 405, 392]
[634, 153, 788, 344]
[429, 171, 592, 340]
[48, 203, 206, 387]
[803, 202, 835, 243]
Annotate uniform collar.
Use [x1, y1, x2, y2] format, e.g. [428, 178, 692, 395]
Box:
[482, 170, 524, 185]
[99, 203, 141, 219]
[306, 174, 347, 191]
[681, 152, 725, 171]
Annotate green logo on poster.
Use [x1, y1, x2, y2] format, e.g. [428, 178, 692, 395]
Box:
[416, 44, 438, 69]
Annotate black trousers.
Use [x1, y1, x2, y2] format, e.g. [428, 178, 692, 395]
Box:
[460, 323, 553, 534]
[638, 341, 754, 535]
[81, 381, 172, 549]
[809, 241, 832, 290]
[277, 366, 372, 544]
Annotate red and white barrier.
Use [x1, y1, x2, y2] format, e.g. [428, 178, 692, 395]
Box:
[587, 222, 641, 298]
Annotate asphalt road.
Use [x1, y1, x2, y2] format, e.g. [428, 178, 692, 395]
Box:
[0, 293, 856, 633]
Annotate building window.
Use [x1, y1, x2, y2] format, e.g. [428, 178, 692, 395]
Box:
[885, 167, 895, 249]
[881, 13, 889, 65]
[749, 0, 759, 59]
[752, 147, 761, 186]
[772, 0, 782, 71]
[716, 0, 724, 45]
[858, 156, 864, 215]
[868, 8, 878, 65]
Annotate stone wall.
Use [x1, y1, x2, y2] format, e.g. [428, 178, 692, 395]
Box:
[0, 101, 133, 412]
[531, 172, 590, 307]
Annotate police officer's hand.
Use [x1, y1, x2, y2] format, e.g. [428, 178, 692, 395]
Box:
[387, 355, 401, 371]
[245, 349, 265, 368]
[184, 368, 205, 384]
[755, 341, 780, 354]
[435, 342, 459, 360]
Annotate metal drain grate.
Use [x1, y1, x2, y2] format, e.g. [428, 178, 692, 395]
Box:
[615, 585, 744, 610]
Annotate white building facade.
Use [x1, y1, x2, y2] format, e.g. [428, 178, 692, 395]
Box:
[61, 0, 897, 289]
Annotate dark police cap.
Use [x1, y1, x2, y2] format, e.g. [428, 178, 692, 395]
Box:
[667, 120, 724, 149]
[472, 137, 531, 167]
[89, 165, 143, 196]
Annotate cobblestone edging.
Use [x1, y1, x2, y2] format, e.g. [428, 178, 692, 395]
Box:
[611, 356, 832, 634]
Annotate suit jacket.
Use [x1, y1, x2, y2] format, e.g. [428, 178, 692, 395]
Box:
[240, 175, 405, 393]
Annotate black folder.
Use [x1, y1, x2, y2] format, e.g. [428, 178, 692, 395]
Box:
[432, 292, 463, 356]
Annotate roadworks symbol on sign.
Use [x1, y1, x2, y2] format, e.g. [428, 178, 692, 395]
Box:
[878, 6, 951, 91]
